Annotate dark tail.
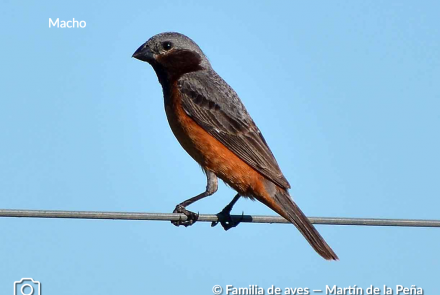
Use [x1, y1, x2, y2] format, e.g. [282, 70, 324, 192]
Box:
[272, 188, 338, 260]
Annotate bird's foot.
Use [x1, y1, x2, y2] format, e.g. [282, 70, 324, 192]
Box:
[211, 208, 244, 231]
[171, 204, 199, 227]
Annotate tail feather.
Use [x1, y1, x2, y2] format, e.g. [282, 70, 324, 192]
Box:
[272, 188, 338, 260]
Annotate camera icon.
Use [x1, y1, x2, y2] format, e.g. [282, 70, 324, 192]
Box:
[13, 278, 41, 295]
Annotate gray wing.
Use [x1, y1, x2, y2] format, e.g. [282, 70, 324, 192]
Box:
[178, 70, 290, 189]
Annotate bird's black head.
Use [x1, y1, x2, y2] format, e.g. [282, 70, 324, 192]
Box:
[132, 32, 211, 81]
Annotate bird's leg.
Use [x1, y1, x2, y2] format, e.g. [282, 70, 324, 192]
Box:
[211, 193, 243, 230]
[172, 170, 218, 227]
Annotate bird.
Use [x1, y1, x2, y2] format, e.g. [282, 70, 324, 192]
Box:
[132, 32, 338, 260]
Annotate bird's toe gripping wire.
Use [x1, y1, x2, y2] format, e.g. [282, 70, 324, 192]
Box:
[172, 204, 199, 227]
[171, 170, 218, 227]
[211, 194, 243, 230]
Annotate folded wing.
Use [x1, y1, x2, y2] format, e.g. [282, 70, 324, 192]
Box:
[178, 71, 290, 189]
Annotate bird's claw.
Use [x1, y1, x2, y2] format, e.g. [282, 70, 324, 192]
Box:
[172, 205, 199, 227]
[211, 210, 244, 231]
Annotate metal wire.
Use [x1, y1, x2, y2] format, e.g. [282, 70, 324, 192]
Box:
[0, 209, 439, 227]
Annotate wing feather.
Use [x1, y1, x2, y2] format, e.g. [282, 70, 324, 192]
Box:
[178, 71, 290, 189]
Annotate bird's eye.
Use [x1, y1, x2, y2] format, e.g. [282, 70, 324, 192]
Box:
[162, 41, 173, 51]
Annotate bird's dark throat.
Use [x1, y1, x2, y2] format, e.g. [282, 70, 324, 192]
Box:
[156, 49, 204, 81]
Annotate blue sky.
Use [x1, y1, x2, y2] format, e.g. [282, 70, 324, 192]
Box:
[1, 1, 439, 294]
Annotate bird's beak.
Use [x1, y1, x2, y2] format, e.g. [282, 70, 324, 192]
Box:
[132, 43, 154, 63]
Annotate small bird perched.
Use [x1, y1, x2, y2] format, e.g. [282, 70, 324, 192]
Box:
[133, 32, 338, 260]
